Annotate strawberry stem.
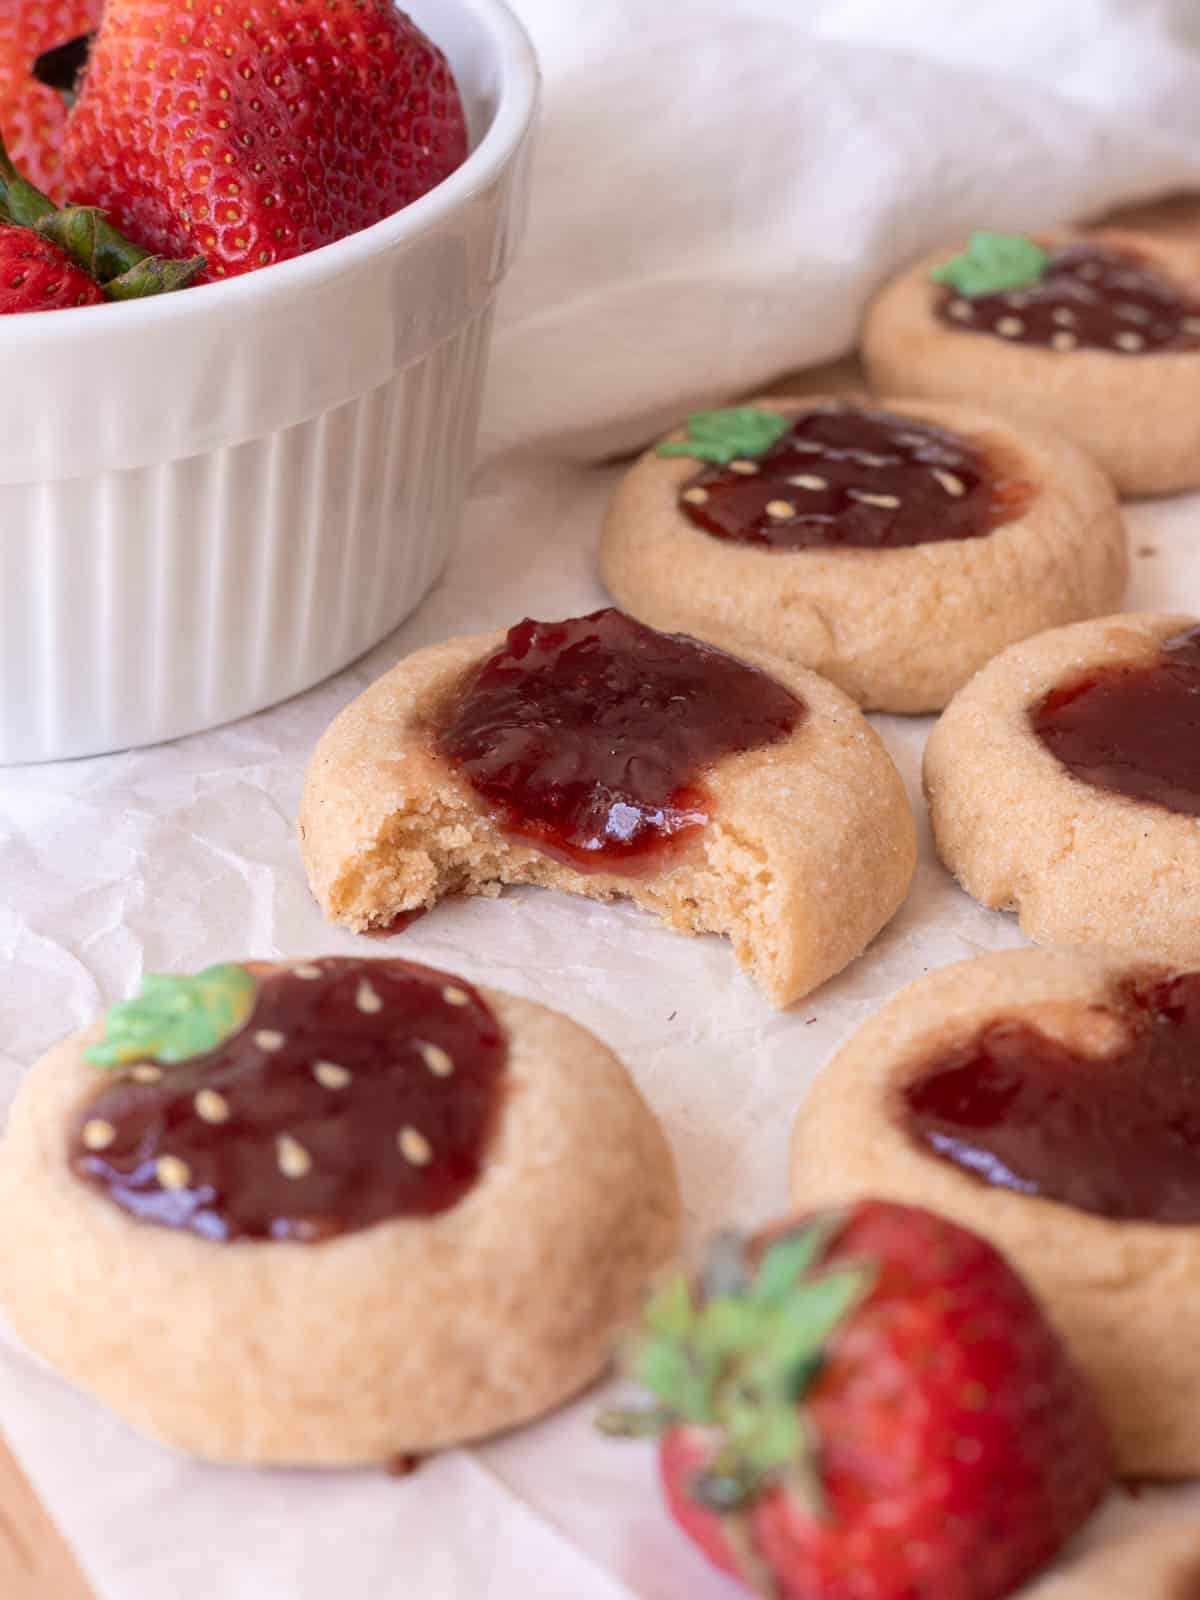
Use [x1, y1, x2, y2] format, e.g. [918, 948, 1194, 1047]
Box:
[0, 135, 204, 299]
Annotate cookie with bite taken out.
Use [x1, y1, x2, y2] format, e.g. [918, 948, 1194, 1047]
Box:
[0, 955, 680, 1465]
[299, 608, 917, 1008]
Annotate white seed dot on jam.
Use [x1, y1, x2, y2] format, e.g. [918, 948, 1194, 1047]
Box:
[156, 1154, 191, 1191]
[1052, 331, 1078, 351]
[276, 1134, 312, 1179]
[996, 316, 1024, 338]
[82, 1118, 116, 1152]
[728, 459, 759, 476]
[681, 486, 709, 505]
[1114, 331, 1145, 352]
[1184, 317, 1200, 335]
[765, 499, 796, 520]
[194, 1088, 230, 1124]
[421, 1043, 454, 1078]
[398, 1126, 433, 1166]
[932, 470, 965, 497]
[292, 962, 323, 979]
[355, 980, 383, 1015]
[1052, 307, 1077, 326]
[787, 474, 827, 491]
[131, 1063, 162, 1083]
[850, 491, 901, 510]
[948, 299, 973, 321]
[254, 1029, 286, 1052]
[442, 986, 470, 1007]
[313, 1060, 352, 1090]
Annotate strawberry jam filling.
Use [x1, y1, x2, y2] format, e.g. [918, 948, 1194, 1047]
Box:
[435, 609, 802, 866]
[905, 971, 1200, 1222]
[937, 243, 1200, 354]
[1031, 624, 1200, 817]
[677, 406, 1031, 550]
[71, 958, 507, 1242]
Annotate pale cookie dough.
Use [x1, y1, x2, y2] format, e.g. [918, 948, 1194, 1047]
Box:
[299, 623, 917, 1008]
[862, 230, 1200, 496]
[789, 948, 1200, 1477]
[925, 613, 1200, 965]
[600, 396, 1126, 714]
[0, 960, 681, 1466]
[1026, 1497, 1200, 1600]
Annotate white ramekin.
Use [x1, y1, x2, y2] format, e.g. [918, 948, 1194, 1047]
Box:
[0, 0, 538, 764]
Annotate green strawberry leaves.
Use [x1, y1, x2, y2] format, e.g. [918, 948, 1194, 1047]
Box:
[930, 232, 1049, 298]
[85, 963, 257, 1068]
[0, 131, 204, 298]
[600, 1216, 875, 1512]
[656, 406, 790, 465]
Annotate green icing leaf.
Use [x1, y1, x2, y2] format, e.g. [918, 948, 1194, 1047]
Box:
[929, 231, 1050, 298]
[85, 963, 257, 1067]
[656, 405, 790, 465]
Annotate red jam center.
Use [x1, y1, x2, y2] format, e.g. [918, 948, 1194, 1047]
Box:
[71, 958, 507, 1243]
[1032, 625, 1200, 817]
[677, 406, 1031, 550]
[936, 243, 1200, 354]
[905, 973, 1200, 1222]
[435, 609, 802, 866]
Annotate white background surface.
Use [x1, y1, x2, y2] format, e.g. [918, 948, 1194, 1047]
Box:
[5, 0, 1200, 1593]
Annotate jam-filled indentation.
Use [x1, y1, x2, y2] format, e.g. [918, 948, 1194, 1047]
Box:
[1032, 624, 1200, 818]
[904, 971, 1200, 1222]
[435, 608, 803, 867]
[676, 406, 1031, 551]
[72, 958, 507, 1242]
[936, 243, 1200, 356]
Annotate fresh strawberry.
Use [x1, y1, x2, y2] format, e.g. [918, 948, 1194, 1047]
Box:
[0, 129, 204, 300]
[0, 219, 102, 312]
[62, 0, 469, 280]
[0, 1, 101, 200]
[604, 1202, 1111, 1600]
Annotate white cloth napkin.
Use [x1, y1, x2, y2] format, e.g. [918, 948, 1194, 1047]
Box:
[5, 4, 1200, 1597]
[482, 0, 1200, 462]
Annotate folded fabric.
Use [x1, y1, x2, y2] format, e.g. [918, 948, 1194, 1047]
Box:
[483, 0, 1200, 462]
